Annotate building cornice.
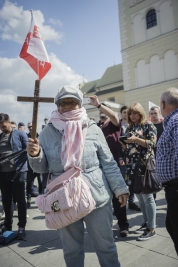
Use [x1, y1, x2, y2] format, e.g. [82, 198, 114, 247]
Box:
[121, 29, 178, 53]
[96, 81, 123, 92]
[129, 0, 145, 8]
[124, 78, 178, 93]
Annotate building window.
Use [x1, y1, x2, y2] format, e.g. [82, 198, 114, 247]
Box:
[108, 97, 115, 102]
[146, 9, 157, 29]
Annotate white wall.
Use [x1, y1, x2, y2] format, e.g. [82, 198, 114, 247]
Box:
[146, 24, 159, 40]
[136, 50, 178, 88]
[133, 14, 146, 44]
[160, 1, 174, 34]
[149, 55, 164, 84]
[136, 60, 150, 87]
[164, 50, 178, 80]
[131, 0, 175, 45]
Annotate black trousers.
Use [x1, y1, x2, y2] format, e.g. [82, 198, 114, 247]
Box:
[42, 172, 48, 194]
[164, 181, 178, 255]
[0, 171, 27, 229]
[120, 165, 134, 203]
[26, 162, 42, 196]
[112, 195, 129, 230]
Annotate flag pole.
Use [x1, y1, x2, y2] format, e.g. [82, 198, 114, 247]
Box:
[31, 79, 40, 139]
[18, 9, 52, 140]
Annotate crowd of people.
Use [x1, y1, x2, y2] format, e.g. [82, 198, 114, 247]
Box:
[0, 85, 177, 267]
[0, 119, 47, 239]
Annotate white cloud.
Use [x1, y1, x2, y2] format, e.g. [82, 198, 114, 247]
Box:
[0, 1, 85, 133]
[0, 53, 84, 133]
[0, 0, 63, 44]
[48, 18, 63, 28]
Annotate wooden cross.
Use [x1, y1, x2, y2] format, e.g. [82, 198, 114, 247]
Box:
[17, 80, 54, 139]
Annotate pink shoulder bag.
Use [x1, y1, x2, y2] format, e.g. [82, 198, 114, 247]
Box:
[36, 167, 95, 229]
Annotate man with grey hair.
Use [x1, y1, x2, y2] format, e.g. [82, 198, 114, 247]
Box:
[156, 87, 178, 255]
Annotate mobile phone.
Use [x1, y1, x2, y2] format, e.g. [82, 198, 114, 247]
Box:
[119, 136, 127, 144]
[83, 97, 91, 105]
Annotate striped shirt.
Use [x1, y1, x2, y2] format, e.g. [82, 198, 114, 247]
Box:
[156, 108, 178, 183]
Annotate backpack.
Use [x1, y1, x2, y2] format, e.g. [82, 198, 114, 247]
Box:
[0, 231, 17, 246]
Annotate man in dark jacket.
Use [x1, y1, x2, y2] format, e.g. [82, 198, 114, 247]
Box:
[90, 96, 129, 237]
[0, 113, 27, 239]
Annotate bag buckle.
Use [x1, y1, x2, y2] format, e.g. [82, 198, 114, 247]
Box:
[51, 200, 60, 212]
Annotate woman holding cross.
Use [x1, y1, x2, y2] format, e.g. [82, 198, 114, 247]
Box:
[27, 85, 129, 267]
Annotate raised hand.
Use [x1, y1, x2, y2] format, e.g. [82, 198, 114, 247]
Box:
[27, 138, 40, 157]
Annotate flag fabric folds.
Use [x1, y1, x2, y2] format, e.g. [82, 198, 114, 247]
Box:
[19, 10, 51, 80]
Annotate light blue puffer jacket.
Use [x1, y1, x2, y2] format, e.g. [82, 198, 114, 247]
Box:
[28, 120, 129, 208]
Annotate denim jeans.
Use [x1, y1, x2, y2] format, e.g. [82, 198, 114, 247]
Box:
[136, 193, 156, 229]
[0, 171, 27, 229]
[59, 203, 120, 267]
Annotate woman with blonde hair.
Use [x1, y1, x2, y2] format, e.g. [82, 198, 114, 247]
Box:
[121, 102, 157, 241]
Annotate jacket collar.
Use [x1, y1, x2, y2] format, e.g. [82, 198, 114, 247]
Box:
[163, 108, 178, 128]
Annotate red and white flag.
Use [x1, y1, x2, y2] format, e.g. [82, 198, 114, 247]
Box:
[19, 10, 51, 80]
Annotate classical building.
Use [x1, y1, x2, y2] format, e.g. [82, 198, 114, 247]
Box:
[80, 64, 124, 121]
[118, 0, 178, 114]
[81, 0, 178, 119]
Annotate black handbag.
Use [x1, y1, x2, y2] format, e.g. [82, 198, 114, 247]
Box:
[133, 154, 162, 194]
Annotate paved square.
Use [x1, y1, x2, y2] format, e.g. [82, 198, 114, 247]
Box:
[0, 190, 177, 267]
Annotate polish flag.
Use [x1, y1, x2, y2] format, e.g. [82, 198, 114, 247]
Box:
[19, 10, 51, 80]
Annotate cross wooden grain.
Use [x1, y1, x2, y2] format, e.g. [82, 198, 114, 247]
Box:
[17, 80, 54, 139]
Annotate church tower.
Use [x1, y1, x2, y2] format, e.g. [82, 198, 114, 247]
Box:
[118, 0, 178, 113]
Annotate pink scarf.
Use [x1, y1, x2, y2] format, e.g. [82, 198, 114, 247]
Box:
[49, 107, 88, 171]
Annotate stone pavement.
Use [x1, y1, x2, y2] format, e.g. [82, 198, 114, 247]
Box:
[0, 190, 177, 267]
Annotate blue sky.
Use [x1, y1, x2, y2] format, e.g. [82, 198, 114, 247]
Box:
[0, 0, 122, 81]
[0, 0, 122, 131]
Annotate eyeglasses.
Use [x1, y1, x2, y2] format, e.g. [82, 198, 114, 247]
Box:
[28, 126, 32, 129]
[59, 100, 79, 107]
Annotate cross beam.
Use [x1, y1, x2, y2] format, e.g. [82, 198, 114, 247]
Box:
[17, 80, 54, 139]
[17, 97, 54, 103]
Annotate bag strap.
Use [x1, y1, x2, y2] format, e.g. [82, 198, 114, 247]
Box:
[137, 137, 153, 167]
[16, 153, 27, 173]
